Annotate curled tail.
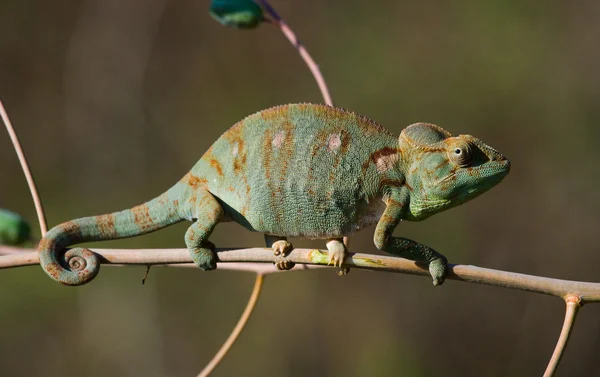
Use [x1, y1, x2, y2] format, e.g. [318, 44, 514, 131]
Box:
[38, 182, 189, 286]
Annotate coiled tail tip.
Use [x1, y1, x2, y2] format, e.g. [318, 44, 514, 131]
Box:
[39, 246, 100, 286]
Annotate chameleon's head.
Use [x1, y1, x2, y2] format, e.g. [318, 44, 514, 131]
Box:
[399, 123, 510, 220]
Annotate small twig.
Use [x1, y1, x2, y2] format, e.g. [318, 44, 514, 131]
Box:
[197, 274, 265, 377]
[141, 265, 151, 284]
[543, 295, 582, 377]
[0, 100, 48, 236]
[256, 0, 333, 106]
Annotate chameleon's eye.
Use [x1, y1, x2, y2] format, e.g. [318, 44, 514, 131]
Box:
[448, 141, 473, 167]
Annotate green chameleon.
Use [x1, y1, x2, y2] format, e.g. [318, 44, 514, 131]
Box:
[38, 104, 510, 286]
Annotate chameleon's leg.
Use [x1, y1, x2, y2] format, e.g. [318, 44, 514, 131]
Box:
[265, 234, 295, 270]
[374, 199, 448, 286]
[185, 190, 224, 271]
[326, 238, 349, 276]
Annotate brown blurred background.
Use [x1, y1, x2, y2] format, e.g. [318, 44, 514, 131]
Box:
[1, 1, 600, 376]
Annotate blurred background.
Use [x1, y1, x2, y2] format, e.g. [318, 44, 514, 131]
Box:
[1, 1, 600, 376]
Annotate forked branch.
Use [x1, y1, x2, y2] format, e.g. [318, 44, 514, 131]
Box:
[543, 296, 582, 377]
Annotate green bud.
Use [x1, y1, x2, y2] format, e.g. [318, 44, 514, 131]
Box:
[0, 209, 31, 246]
[209, 0, 264, 29]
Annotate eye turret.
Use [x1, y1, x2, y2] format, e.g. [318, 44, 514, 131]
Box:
[448, 140, 473, 167]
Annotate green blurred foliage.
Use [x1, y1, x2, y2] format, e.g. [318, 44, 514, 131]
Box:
[0, 209, 31, 245]
[209, 0, 264, 29]
[1, 1, 600, 376]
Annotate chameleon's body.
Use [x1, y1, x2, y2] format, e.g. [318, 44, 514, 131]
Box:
[38, 104, 510, 286]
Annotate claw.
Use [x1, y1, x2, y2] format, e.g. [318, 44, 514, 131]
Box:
[325, 239, 348, 273]
[429, 257, 447, 286]
[271, 240, 293, 256]
[275, 256, 295, 270]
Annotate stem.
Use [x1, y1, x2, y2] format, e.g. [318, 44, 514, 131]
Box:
[543, 295, 581, 377]
[0, 100, 48, 236]
[197, 274, 265, 377]
[257, 0, 334, 106]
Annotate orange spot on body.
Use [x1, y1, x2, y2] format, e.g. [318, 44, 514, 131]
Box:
[44, 261, 63, 280]
[132, 204, 154, 231]
[57, 221, 82, 243]
[362, 147, 399, 174]
[209, 158, 224, 176]
[260, 105, 290, 121]
[96, 214, 117, 238]
[182, 173, 208, 190]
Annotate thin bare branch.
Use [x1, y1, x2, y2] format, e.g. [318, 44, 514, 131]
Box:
[543, 295, 582, 377]
[257, 0, 334, 106]
[0, 100, 48, 236]
[197, 274, 265, 377]
[2, 246, 599, 302]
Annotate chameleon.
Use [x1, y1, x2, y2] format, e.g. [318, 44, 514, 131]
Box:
[38, 103, 510, 286]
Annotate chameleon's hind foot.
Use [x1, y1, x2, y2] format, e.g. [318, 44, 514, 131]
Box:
[265, 235, 295, 270]
[190, 241, 217, 271]
[271, 239, 293, 256]
[274, 256, 295, 270]
[326, 239, 349, 275]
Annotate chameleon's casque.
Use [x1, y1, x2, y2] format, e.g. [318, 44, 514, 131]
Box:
[38, 104, 510, 286]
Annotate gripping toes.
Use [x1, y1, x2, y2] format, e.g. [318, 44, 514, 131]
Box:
[428, 256, 448, 286]
[184, 189, 223, 271]
[271, 239, 293, 256]
[190, 241, 217, 271]
[274, 256, 295, 270]
[326, 239, 349, 275]
[265, 235, 295, 270]
[273, 241, 295, 271]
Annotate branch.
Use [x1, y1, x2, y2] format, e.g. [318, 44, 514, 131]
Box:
[543, 295, 582, 377]
[0, 100, 48, 236]
[257, 0, 334, 107]
[197, 274, 265, 377]
[2, 246, 599, 302]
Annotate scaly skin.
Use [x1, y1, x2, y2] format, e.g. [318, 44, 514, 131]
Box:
[38, 103, 510, 286]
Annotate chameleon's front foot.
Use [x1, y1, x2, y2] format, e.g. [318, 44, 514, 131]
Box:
[428, 256, 448, 286]
[326, 239, 349, 275]
[189, 241, 218, 271]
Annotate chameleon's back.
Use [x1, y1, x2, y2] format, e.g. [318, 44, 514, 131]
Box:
[191, 104, 399, 238]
